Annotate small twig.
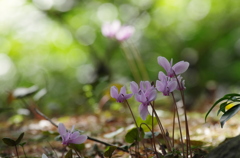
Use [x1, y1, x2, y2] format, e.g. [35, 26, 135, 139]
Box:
[35, 108, 129, 153]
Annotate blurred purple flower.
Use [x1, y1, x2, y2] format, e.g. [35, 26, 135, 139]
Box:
[157, 56, 189, 77]
[156, 71, 177, 96]
[101, 20, 134, 41]
[110, 86, 133, 102]
[116, 26, 135, 41]
[58, 123, 87, 146]
[130, 81, 157, 120]
[101, 20, 121, 38]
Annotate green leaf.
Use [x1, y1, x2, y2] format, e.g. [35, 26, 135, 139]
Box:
[104, 146, 117, 158]
[65, 149, 73, 158]
[224, 93, 240, 98]
[217, 102, 230, 115]
[68, 143, 85, 152]
[2, 138, 16, 146]
[220, 104, 240, 128]
[125, 127, 144, 143]
[0, 108, 13, 113]
[16, 132, 24, 145]
[19, 142, 26, 147]
[205, 96, 228, 122]
[144, 132, 160, 139]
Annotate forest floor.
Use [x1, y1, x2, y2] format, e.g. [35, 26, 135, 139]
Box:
[1, 106, 240, 158]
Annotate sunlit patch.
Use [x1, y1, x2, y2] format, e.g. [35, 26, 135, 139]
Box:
[53, 0, 74, 12]
[97, 3, 118, 22]
[76, 64, 97, 84]
[33, 0, 53, 10]
[0, 53, 16, 78]
[119, 4, 139, 22]
[187, 0, 211, 21]
[76, 25, 96, 46]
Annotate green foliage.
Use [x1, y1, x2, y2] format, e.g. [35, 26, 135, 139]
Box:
[15, 133, 24, 145]
[220, 104, 240, 128]
[205, 93, 240, 127]
[104, 146, 117, 158]
[2, 138, 16, 146]
[125, 127, 144, 143]
[65, 149, 73, 158]
[68, 143, 85, 152]
[0, 0, 240, 116]
[2, 132, 25, 147]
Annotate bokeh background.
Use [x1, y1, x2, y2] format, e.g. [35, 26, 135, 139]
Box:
[1, 0, 240, 120]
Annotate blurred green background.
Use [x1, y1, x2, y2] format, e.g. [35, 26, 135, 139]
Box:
[1, 0, 240, 118]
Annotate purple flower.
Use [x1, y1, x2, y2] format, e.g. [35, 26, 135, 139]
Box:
[130, 81, 153, 94]
[130, 81, 157, 120]
[156, 71, 177, 96]
[110, 86, 133, 102]
[101, 20, 134, 41]
[173, 75, 186, 90]
[58, 123, 87, 146]
[157, 56, 189, 78]
[101, 20, 121, 38]
[115, 26, 135, 41]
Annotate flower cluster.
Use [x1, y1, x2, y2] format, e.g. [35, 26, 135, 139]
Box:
[101, 20, 135, 41]
[110, 56, 189, 120]
[58, 123, 87, 146]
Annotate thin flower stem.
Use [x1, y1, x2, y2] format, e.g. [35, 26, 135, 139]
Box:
[124, 100, 139, 128]
[180, 90, 192, 158]
[171, 93, 185, 158]
[21, 146, 27, 158]
[125, 41, 149, 81]
[173, 73, 192, 158]
[140, 123, 158, 158]
[124, 100, 142, 155]
[74, 149, 82, 158]
[35, 108, 129, 153]
[152, 109, 159, 158]
[172, 102, 176, 148]
[121, 44, 141, 82]
[150, 103, 172, 152]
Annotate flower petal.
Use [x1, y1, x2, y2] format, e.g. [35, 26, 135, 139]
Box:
[130, 81, 139, 94]
[58, 123, 67, 136]
[148, 89, 157, 101]
[172, 61, 189, 75]
[110, 86, 119, 99]
[69, 135, 88, 144]
[168, 81, 177, 93]
[120, 86, 127, 95]
[139, 104, 149, 120]
[157, 56, 171, 73]
[156, 80, 165, 92]
[158, 71, 167, 81]
[116, 26, 135, 41]
[135, 92, 147, 103]
[71, 131, 80, 139]
[101, 20, 121, 38]
[124, 93, 133, 100]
